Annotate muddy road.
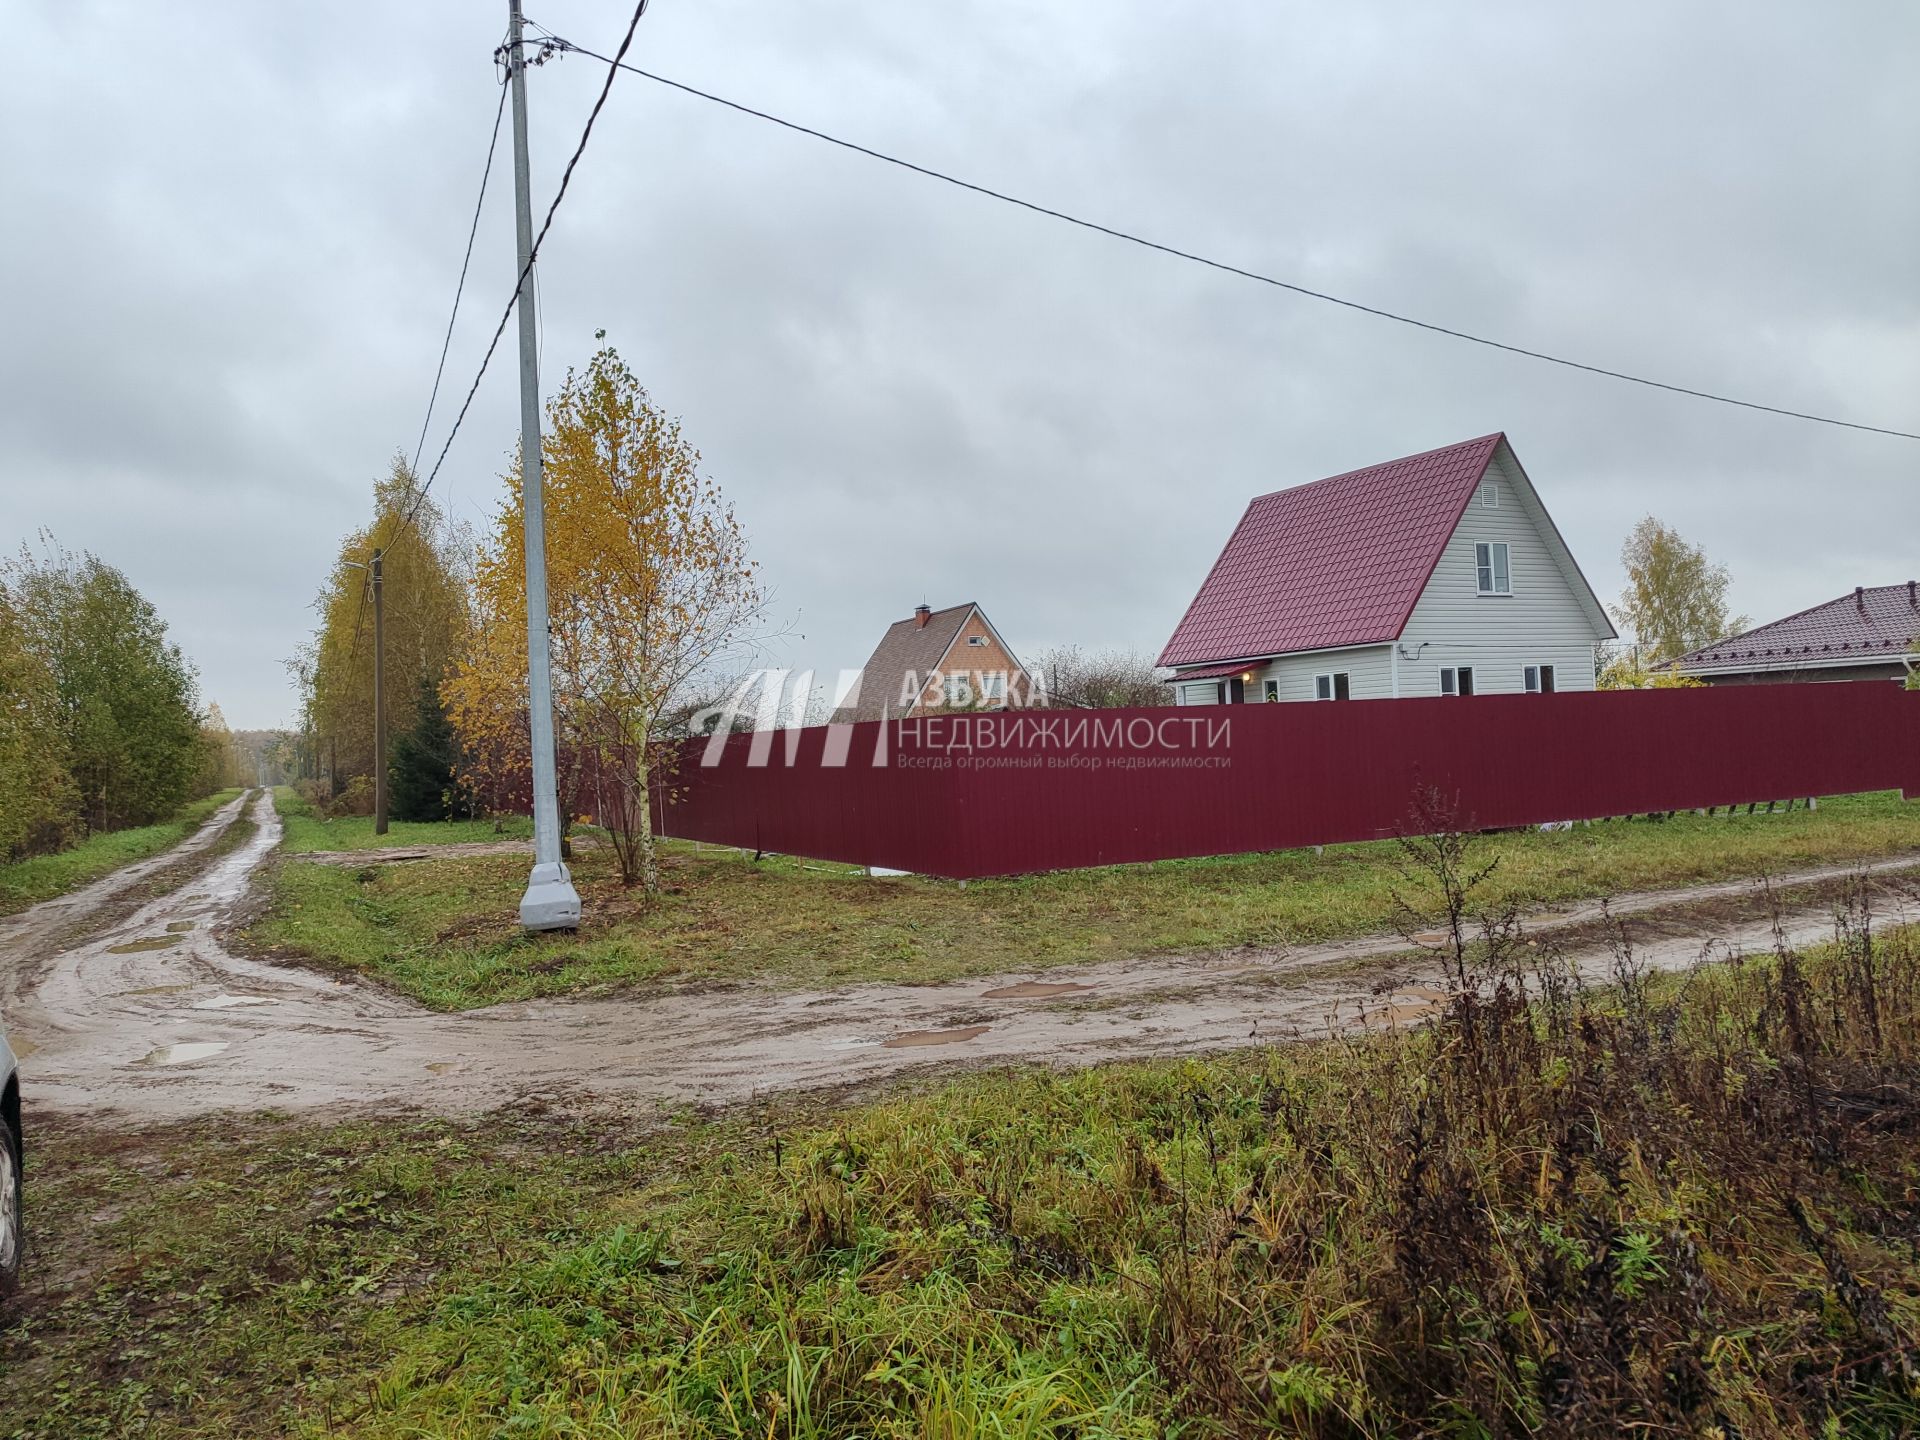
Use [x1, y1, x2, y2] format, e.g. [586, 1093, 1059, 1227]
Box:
[3, 788, 1918, 1124]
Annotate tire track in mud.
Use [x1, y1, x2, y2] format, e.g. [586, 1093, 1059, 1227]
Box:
[0, 791, 259, 999]
[4, 788, 1919, 1124]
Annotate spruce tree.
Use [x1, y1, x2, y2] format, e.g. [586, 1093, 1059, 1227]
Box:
[388, 677, 470, 822]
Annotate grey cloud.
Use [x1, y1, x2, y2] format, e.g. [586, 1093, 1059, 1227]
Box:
[2, 0, 1915, 727]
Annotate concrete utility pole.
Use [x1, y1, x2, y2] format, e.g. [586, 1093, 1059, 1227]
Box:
[507, 0, 581, 930]
[372, 548, 388, 835]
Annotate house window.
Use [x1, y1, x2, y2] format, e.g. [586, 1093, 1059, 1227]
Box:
[1474, 541, 1511, 595]
[1440, 666, 1475, 697]
[944, 675, 972, 706]
[1263, 679, 1279, 702]
[1481, 480, 1500, 508]
[966, 635, 987, 646]
[981, 673, 1007, 702]
[1524, 664, 1556, 694]
[1314, 672, 1351, 701]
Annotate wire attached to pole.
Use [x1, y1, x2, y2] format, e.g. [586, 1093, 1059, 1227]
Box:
[547, 33, 1920, 445]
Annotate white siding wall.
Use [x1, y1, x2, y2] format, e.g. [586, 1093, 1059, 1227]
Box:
[1253, 645, 1395, 701]
[1173, 646, 1393, 704]
[1395, 449, 1607, 697]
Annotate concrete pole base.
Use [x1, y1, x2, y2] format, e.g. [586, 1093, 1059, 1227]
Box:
[520, 861, 582, 932]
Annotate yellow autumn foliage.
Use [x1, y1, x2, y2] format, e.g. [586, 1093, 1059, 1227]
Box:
[294, 459, 470, 792]
[444, 343, 762, 890]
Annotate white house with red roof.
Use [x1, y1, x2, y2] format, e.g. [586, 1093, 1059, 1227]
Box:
[1159, 433, 1615, 704]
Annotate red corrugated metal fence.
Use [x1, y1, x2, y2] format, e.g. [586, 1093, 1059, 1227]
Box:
[650, 682, 1920, 879]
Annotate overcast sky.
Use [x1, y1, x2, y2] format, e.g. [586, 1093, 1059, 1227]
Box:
[4, 1, 1916, 727]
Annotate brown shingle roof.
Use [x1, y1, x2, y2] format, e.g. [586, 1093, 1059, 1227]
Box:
[1672, 582, 1920, 675]
[832, 603, 978, 722]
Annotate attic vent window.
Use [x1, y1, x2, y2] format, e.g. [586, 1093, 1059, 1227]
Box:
[966, 635, 987, 646]
[1481, 480, 1499, 508]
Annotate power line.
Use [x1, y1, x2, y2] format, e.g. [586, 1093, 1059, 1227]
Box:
[343, 72, 512, 673]
[410, 74, 511, 476]
[546, 35, 1920, 445]
[401, 0, 651, 542]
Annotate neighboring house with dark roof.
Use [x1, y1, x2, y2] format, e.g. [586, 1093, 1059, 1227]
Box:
[1159, 433, 1615, 704]
[1669, 583, 1920, 686]
[831, 602, 1030, 723]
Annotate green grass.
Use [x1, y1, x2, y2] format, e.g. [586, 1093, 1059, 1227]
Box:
[0, 788, 243, 916]
[271, 785, 533, 853]
[8, 920, 1920, 1437]
[245, 790, 1920, 1007]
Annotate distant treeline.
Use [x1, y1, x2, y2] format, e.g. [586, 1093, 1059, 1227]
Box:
[0, 541, 248, 862]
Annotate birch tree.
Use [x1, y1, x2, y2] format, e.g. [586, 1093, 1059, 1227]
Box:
[445, 341, 762, 891]
[1612, 517, 1747, 663]
[293, 458, 470, 793]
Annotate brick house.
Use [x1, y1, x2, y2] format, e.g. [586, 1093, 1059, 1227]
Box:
[832, 602, 1031, 722]
[1159, 433, 1615, 703]
[1670, 583, 1920, 685]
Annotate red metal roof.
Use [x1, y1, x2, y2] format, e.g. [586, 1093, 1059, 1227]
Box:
[1673, 582, 1920, 674]
[1159, 433, 1503, 668]
[1159, 660, 1256, 682]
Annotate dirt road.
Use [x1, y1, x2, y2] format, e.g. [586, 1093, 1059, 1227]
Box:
[4, 788, 1918, 1124]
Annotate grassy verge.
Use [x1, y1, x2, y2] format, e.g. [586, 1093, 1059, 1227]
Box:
[245, 790, 1920, 1007]
[271, 786, 533, 854]
[0, 788, 244, 916]
[8, 922, 1920, 1438]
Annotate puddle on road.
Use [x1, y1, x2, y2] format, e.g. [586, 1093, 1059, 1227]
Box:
[1411, 931, 1448, 946]
[191, 994, 272, 1010]
[107, 936, 183, 954]
[119, 983, 194, 997]
[882, 1025, 990, 1049]
[823, 1036, 883, 1052]
[165, 921, 195, 933]
[981, 981, 1095, 1000]
[425, 1061, 459, 1074]
[1360, 986, 1452, 1030]
[138, 1042, 229, 1066]
[9, 1034, 38, 1060]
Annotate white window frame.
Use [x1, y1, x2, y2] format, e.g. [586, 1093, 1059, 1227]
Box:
[981, 672, 1007, 702]
[1481, 479, 1500, 508]
[944, 674, 973, 707]
[1474, 541, 1511, 596]
[1523, 663, 1556, 694]
[1263, 679, 1279, 702]
[966, 635, 988, 646]
[1440, 666, 1475, 697]
[1314, 672, 1351, 701]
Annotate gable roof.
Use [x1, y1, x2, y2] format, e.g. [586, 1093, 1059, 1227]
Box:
[1159, 434, 1504, 668]
[833, 602, 998, 723]
[1672, 582, 1920, 676]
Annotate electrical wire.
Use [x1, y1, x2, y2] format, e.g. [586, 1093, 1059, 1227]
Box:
[410, 73, 511, 476]
[334, 55, 516, 676]
[401, 0, 651, 542]
[545, 35, 1920, 445]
